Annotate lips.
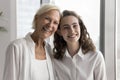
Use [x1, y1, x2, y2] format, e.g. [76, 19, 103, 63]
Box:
[43, 26, 52, 33]
[68, 34, 77, 38]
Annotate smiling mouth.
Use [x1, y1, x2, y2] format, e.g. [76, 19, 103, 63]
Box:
[43, 26, 52, 33]
[68, 34, 77, 38]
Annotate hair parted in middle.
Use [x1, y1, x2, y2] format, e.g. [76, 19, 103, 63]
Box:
[53, 10, 96, 60]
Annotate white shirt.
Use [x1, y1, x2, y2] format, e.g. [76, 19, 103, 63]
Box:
[53, 48, 107, 80]
[31, 59, 49, 80]
[3, 32, 55, 80]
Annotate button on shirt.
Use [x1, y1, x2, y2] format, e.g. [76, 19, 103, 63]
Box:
[53, 48, 107, 80]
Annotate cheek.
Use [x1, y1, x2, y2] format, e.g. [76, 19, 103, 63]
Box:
[63, 30, 68, 34]
[77, 28, 81, 37]
[36, 24, 42, 30]
[77, 27, 81, 33]
[61, 30, 67, 37]
[36, 21, 41, 28]
[54, 27, 58, 31]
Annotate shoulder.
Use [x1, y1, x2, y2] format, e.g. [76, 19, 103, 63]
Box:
[10, 38, 26, 46]
[94, 50, 104, 61]
[85, 50, 105, 62]
[88, 50, 103, 56]
[7, 37, 28, 50]
[9, 32, 32, 47]
[93, 50, 105, 65]
[5, 38, 26, 59]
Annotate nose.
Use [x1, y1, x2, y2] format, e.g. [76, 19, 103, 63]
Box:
[47, 22, 54, 30]
[48, 21, 54, 27]
[69, 27, 75, 33]
[47, 21, 58, 31]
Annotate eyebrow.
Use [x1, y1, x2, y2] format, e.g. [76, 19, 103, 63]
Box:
[62, 24, 69, 27]
[62, 22, 78, 26]
[72, 22, 78, 25]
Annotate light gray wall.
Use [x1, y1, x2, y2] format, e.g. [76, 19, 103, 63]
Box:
[117, 0, 120, 49]
[104, 0, 116, 80]
[104, 0, 120, 80]
[0, 0, 16, 79]
[117, 0, 120, 79]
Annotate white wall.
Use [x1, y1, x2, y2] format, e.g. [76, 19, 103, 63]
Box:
[104, 0, 115, 79]
[117, 0, 120, 43]
[0, 0, 16, 79]
[104, 0, 117, 80]
[117, 0, 120, 79]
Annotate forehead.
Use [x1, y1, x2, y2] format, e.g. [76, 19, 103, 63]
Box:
[41, 10, 60, 21]
[60, 16, 78, 25]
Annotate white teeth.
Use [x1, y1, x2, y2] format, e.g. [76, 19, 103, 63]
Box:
[68, 34, 76, 38]
[43, 27, 51, 32]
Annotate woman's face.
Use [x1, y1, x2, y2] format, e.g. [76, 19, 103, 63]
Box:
[35, 10, 60, 39]
[60, 16, 81, 44]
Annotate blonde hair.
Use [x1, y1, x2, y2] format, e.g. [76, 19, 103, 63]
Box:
[32, 3, 60, 29]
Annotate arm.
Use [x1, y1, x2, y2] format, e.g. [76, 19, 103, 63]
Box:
[94, 52, 107, 80]
[3, 43, 20, 80]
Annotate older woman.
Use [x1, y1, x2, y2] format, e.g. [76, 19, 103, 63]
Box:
[3, 3, 61, 80]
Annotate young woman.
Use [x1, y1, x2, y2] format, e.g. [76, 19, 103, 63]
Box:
[3, 4, 61, 80]
[53, 10, 107, 80]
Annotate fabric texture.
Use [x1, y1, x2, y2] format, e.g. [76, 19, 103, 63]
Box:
[53, 48, 107, 80]
[3, 32, 55, 80]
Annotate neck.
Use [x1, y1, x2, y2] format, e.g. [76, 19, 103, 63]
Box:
[31, 32, 44, 46]
[67, 42, 80, 57]
[31, 32, 46, 60]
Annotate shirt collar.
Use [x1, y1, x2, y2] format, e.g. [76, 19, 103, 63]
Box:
[25, 32, 35, 46]
[77, 48, 84, 58]
[25, 32, 49, 46]
[25, 32, 50, 55]
[65, 50, 72, 58]
[65, 48, 85, 59]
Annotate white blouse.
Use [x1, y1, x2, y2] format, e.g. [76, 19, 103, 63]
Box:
[31, 58, 49, 80]
[53, 48, 107, 80]
[3, 32, 55, 80]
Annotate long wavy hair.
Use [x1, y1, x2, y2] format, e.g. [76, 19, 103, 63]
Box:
[53, 10, 96, 60]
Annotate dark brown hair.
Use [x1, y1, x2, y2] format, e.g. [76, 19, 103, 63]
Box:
[53, 10, 96, 60]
